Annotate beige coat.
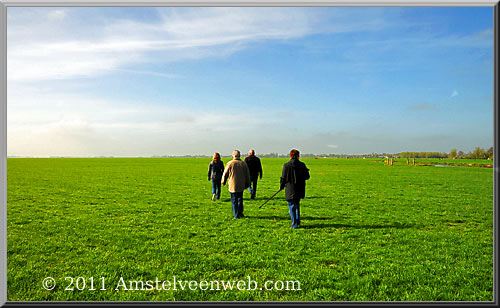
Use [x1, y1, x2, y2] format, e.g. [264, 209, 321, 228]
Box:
[221, 158, 251, 193]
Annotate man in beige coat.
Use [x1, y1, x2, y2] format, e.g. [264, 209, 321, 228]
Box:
[222, 150, 251, 219]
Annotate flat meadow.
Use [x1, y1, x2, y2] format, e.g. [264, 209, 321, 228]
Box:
[6, 157, 494, 301]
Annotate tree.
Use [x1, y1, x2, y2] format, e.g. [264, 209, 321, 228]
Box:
[449, 148, 457, 159]
[457, 150, 464, 158]
[473, 147, 485, 159]
[486, 147, 494, 160]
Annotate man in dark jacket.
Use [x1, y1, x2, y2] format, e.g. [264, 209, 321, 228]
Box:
[244, 149, 263, 199]
[280, 149, 310, 229]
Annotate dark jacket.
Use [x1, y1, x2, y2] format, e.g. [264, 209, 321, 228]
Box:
[208, 160, 224, 181]
[244, 155, 263, 179]
[280, 158, 310, 201]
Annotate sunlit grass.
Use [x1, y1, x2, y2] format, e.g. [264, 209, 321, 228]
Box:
[7, 157, 493, 301]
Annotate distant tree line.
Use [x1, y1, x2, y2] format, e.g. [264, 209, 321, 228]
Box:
[398, 147, 493, 160]
[149, 146, 493, 160]
[259, 147, 493, 160]
[259, 153, 287, 158]
[398, 152, 448, 159]
[448, 147, 493, 160]
[259, 153, 389, 159]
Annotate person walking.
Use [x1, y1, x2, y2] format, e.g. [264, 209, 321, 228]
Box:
[244, 149, 263, 199]
[222, 150, 251, 219]
[208, 152, 224, 201]
[280, 149, 310, 229]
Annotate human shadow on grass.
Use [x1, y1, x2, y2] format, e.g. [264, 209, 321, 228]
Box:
[301, 222, 416, 230]
[219, 196, 329, 203]
[301, 196, 330, 199]
[245, 215, 332, 221]
[243, 197, 273, 202]
[220, 197, 276, 202]
[247, 196, 329, 201]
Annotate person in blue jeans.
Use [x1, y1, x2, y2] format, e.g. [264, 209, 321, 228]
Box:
[280, 149, 310, 229]
[222, 150, 251, 219]
[208, 152, 224, 201]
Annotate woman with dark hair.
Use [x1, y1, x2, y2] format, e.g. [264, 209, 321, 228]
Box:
[208, 152, 224, 201]
[280, 149, 310, 229]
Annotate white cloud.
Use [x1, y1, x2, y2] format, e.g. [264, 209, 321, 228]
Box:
[7, 85, 288, 156]
[47, 9, 67, 20]
[7, 7, 492, 156]
[7, 7, 397, 82]
[112, 68, 178, 79]
[8, 8, 313, 81]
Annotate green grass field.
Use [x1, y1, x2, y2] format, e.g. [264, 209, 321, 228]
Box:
[6, 157, 494, 301]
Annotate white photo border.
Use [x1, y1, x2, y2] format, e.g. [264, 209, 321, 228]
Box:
[0, 0, 498, 305]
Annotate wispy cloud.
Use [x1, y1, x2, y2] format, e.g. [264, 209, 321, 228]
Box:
[47, 9, 67, 20]
[354, 27, 493, 50]
[112, 68, 179, 79]
[7, 85, 288, 156]
[7, 7, 400, 82]
[8, 8, 315, 81]
[6, 7, 494, 156]
[345, 28, 493, 73]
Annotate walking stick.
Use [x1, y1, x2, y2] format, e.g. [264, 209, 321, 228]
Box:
[259, 189, 282, 209]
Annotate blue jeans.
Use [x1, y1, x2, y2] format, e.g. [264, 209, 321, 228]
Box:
[230, 192, 244, 218]
[287, 198, 301, 229]
[212, 178, 221, 200]
[248, 176, 258, 199]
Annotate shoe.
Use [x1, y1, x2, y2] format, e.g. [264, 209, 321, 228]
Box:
[212, 194, 216, 201]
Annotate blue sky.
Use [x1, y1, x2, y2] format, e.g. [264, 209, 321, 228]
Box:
[7, 7, 493, 157]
